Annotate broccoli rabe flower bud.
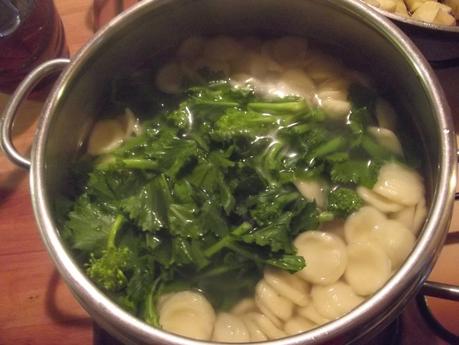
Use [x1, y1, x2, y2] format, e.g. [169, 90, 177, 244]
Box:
[86, 215, 132, 292]
[327, 187, 363, 218]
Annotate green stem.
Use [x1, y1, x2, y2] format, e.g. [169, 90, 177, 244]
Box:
[122, 158, 158, 170]
[107, 215, 125, 250]
[195, 101, 239, 107]
[248, 101, 308, 114]
[319, 211, 335, 223]
[195, 264, 245, 280]
[204, 222, 252, 258]
[144, 278, 161, 327]
[226, 243, 264, 264]
[310, 136, 347, 159]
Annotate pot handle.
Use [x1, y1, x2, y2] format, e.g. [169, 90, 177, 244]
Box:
[420, 189, 459, 302]
[0, 58, 70, 169]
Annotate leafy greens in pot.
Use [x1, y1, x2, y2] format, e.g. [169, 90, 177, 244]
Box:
[59, 76, 406, 326]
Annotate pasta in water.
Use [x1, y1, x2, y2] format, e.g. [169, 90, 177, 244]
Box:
[72, 35, 428, 343]
[294, 231, 348, 285]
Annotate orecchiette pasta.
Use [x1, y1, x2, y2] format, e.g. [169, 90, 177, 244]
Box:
[212, 313, 250, 342]
[241, 314, 268, 341]
[230, 298, 258, 315]
[370, 219, 415, 269]
[177, 36, 205, 59]
[297, 305, 331, 325]
[344, 206, 415, 269]
[413, 197, 428, 235]
[390, 205, 416, 231]
[263, 267, 311, 307]
[344, 206, 387, 244]
[311, 282, 364, 320]
[294, 231, 348, 285]
[266, 36, 308, 67]
[158, 290, 216, 340]
[280, 69, 316, 103]
[375, 98, 397, 132]
[295, 179, 327, 209]
[203, 36, 243, 62]
[368, 127, 403, 156]
[284, 316, 316, 335]
[357, 186, 405, 213]
[255, 280, 294, 321]
[87, 119, 126, 156]
[244, 312, 287, 340]
[155, 61, 183, 94]
[373, 162, 424, 206]
[344, 241, 392, 296]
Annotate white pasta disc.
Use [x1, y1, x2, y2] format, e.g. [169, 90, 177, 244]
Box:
[294, 231, 347, 285]
[344, 206, 387, 244]
[212, 313, 250, 343]
[255, 280, 294, 321]
[304, 52, 343, 82]
[268, 36, 308, 67]
[158, 290, 216, 340]
[279, 69, 316, 103]
[375, 98, 397, 131]
[87, 119, 126, 156]
[203, 36, 243, 62]
[294, 179, 327, 209]
[318, 78, 350, 93]
[321, 99, 351, 119]
[412, 197, 427, 235]
[245, 312, 287, 340]
[370, 219, 416, 269]
[297, 305, 330, 325]
[316, 89, 347, 101]
[263, 267, 311, 307]
[389, 206, 415, 232]
[320, 219, 346, 241]
[241, 315, 268, 341]
[119, 108, 141, 137]
[344, 241, 392, 296]
[155, 61, 184, 94]
[230, 298, 257, 315]
[255, 298, 282, 328]
[373, 163, 424, 206]
[368, 127, 403, 156]
[177, 36, 205, 59]
[357, 186, 405, 213]
[192, 57, 230, 78]
[311, 282, 364, 320]
[240, 36, 263, 52]
[284, 316, 316, 336]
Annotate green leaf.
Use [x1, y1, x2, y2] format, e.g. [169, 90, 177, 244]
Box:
[121, 175, 172, 232]
[266, 255, 305, 273]
[242, 212, 295, 253]
[327, 187, 363, 217]
[330, 159, 380, 188]
[63, 195, 115, 255]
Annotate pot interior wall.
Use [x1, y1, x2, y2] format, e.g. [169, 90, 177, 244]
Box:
[41, 0, 442, 342]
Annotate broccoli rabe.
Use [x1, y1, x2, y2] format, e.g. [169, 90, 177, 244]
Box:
[62, 78, 408, 325]
[86, 215, 133, 291]
[327, 187, 363, 218]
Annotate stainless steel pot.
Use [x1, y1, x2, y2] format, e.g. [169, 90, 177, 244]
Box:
[1, 0, 459, 344]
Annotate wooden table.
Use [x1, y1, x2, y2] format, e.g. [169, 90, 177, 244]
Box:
[0, 1, 458, 344]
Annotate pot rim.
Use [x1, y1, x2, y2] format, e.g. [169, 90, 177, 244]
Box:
[30, 0, 456, 344]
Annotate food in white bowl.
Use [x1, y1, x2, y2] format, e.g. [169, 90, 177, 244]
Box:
[61, 35, 427, 342]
